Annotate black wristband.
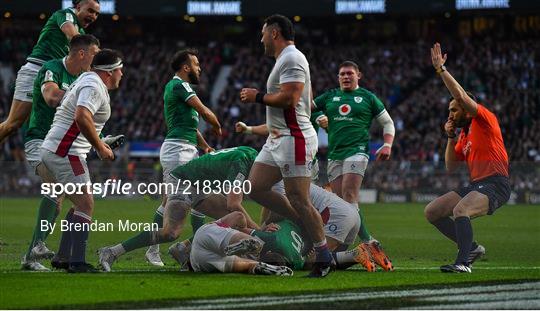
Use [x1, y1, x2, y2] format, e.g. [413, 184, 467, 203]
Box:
[255, 92, 265, 104]
[447, 134, 456, 139]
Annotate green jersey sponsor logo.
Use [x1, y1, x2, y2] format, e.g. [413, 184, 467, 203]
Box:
[314, 87, 385, 160]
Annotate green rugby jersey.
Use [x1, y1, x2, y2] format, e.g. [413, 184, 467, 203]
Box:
[252, 219, 305, 270]
[170, 146, 258, 183]
[27, 8, 85, 64]
[310, 110, 324, 134]
[314, 87, 385, 160]
[25, 58, 78, 143]
[163, 76, 199, 144]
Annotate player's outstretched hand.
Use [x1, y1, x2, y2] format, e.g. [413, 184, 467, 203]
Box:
[262, 223, 281, 232]
[240, 88, 258, 103]
[444, 117, 456, 137]
[97, 142, 115, 161]
[431, 42, 447, 70]
[375, 144, 391, 161]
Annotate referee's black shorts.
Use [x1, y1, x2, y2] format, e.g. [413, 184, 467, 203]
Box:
[454, 175, 511, 215]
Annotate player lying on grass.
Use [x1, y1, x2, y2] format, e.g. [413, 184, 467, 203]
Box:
[189, 211, 292, 276]
[171, 181, 377, 272]
[98, 146, 260, 272]
[236, 122, 394, 271]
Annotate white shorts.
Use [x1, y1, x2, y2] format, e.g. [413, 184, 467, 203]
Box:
[167, 175, 209, 207]
[327, 153, 369, 182]
[40, 149, 91, 185]
[160, 140, 198, 183]
[24, 139, 44, 173]
[190, 223, 238, 273]
[324, 195, 361, 246]
[14, 62, 41, 102]
[255, 135, 318, 178]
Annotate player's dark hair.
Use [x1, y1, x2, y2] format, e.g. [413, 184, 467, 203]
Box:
[450, 91, 478, 104]
[260, 251, 290, 268]
[73, 0, 100, 5]
[264, 14, 295, 41]
[69, 34, 100, 52]
[170, 49, 198, 71]
[91, 48, 122, 68]
[339, 61, 360, 72]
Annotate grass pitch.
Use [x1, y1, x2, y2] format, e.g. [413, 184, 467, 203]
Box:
[0, 198, 539, 309]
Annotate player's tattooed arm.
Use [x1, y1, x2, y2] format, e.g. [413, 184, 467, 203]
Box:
[240, 81, 304, 109]
[41, 82, 65, 108]
[431, 43, 478, 116]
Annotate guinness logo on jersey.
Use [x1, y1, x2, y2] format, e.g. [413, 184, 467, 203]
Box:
[354, 96, 363, 103]
[339, 104, 351, 116]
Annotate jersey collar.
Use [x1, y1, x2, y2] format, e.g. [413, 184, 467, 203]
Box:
[277, 44, 296, 60]
[62, 57, 68, 71]
[173, 75, 183, 81]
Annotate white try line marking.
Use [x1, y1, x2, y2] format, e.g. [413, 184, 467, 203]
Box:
[173, 281, 540, 310]
[3, 266, 540, 273]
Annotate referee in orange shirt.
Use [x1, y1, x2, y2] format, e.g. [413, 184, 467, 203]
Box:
[424, 43, 511, 273]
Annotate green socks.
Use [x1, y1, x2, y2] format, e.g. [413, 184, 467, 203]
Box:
[357, 206, 372, 242]
[26, 196, 58, 256]
[121, 205, 164, 252]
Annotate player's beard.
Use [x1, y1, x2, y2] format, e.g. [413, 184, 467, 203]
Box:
[188, 71, 199, 85]
[455, 116, 471, 128]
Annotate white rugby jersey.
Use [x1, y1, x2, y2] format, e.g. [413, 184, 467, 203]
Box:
[271, 181, 356, 215]
[266, 45, 316, 138]
[42, 71, 111, 157]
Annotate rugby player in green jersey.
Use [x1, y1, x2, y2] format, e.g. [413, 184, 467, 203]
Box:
[188, 211, 293, 276]
[20, 34, 100, 271]
[312, 61, 395, 271]
[0, 0, 100, 143]
[98, 147, 258, 272]
[144, 49, 222, 266]
[171, 180, 375, 272]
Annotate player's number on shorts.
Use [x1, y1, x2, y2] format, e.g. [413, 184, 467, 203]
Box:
[291, 231, 303, 253]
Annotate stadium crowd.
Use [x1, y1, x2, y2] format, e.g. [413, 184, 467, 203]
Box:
[0, 18, 538, 195]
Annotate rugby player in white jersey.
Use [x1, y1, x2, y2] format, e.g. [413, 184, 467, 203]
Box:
[239, 14, 333, 277]
[40, 49, 123, 273]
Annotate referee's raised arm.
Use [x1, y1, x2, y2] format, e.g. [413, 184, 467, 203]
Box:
[431, 43, 478, 116]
